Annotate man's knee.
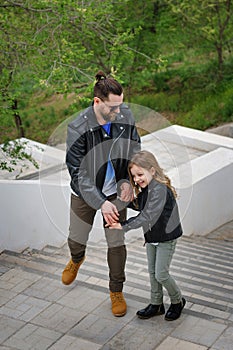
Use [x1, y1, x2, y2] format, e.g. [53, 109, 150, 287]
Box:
[105, 232, 125, 248]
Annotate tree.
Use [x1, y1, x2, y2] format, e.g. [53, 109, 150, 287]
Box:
[166, 0, 233, 80]
[1, 1, 167, 138]
[0, 1, 157, 134]
[1, 0, 164, 171]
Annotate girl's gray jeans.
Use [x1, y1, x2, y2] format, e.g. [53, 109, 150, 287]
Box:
[146, 239, 182, 305]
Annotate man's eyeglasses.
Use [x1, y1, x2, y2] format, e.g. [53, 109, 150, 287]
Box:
[100, 98, 122, 112]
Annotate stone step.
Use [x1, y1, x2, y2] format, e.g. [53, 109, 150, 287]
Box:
[1, 236, 233, 326]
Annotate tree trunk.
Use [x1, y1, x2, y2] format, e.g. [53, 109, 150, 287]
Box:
[12, 99, 25, 138]
[216, 44, 223, 81]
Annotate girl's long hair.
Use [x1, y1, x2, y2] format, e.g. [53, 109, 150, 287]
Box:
[128, 150, 177, 198]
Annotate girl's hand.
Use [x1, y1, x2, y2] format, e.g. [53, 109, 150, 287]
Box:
[105, 222, 122, 230]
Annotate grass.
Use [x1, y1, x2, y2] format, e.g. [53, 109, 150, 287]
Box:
[131, 59, 233, 131]
[19, 92, 78, 144]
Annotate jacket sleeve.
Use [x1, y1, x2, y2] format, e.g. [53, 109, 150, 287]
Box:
[121, 184, 167, 233]
[66, 124, 106, 210]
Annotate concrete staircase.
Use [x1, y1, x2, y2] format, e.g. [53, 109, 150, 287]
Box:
[1, 234, 233, 349]
[1, 236, 233, 321]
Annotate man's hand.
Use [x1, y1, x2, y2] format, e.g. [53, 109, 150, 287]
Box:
[119, 182, 134, 202]
[101, 200, 119, 226]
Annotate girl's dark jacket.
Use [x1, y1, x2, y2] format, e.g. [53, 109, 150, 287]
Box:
[122, 179, 183, 243]
[66, 104, 141, 210]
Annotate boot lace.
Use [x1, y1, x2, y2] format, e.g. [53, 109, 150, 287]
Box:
[111, 292, 124, 305]
[64, 260, 79, 274]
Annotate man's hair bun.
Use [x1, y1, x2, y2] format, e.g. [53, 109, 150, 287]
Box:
[95, 70, 107, 82]
[94, 69, 123, 98]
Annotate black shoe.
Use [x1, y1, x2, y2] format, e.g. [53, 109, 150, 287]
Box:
[165, 297, 186, 321]
[136, 303, 165, 319]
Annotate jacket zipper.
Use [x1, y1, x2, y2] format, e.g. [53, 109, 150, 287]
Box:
[108, 127, 125, 170]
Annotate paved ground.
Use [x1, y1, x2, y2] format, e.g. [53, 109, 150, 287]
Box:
[0, 221, 233, 350]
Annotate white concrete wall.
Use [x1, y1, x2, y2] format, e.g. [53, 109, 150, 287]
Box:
[0, 178, 141, 252]
[0, 180, 70, 252]
[1, 127, 233, 252]
[169, 147, 233, 236]
[154, 125, 233, 151]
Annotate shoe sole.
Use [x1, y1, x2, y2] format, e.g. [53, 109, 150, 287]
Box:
[113, 311, 127, 317]
[137, 311, 165, 319]
[61, 279, 75, 285]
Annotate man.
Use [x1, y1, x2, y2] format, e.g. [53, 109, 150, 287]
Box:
[62, 70, 141, 317]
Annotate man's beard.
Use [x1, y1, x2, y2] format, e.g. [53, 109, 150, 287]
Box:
[102, 112, 117, 122]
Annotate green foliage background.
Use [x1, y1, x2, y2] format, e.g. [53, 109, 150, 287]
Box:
[1, 0, 233, 145]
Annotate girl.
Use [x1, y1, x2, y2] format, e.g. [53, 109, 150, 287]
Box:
[107, 150, 185, 321]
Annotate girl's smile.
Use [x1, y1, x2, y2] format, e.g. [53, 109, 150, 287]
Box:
[130, 164, 155, 188]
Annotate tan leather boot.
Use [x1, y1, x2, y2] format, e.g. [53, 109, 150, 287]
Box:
[62, 257, 85, 285]
[110, 291, 127, 317]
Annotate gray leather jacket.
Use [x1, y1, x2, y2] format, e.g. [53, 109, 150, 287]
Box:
[122, 179, 183, 243]
[66, 104, 141, 209]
